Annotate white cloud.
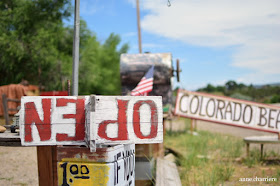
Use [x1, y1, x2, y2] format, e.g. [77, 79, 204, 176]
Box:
[140, 0, 280, 80]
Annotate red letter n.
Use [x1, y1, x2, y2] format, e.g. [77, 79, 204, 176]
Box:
[24, 99, 52, 142]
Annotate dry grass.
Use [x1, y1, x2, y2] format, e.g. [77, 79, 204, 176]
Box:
[165, 118, 280, 185]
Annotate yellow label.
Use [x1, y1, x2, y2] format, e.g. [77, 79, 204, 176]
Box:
[57, 161, 110, 186]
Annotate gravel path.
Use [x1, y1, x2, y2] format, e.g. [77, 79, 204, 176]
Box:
[0, 146, 38, 186]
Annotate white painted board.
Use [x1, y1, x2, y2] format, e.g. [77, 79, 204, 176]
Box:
[57, 155, 135, 186]
[20, 96, 163, 148]
[57, 144, 135, 186]
[20, 96, 89, 146]
[175, 89, 280, 133]
[57, 144, 135, 163]
[86, 96, 163, 151]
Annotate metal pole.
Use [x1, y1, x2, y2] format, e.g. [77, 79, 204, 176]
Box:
[136, 0, 142, 53]
[72, 0, 80, 96]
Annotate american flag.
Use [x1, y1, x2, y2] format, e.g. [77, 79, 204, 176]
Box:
[131, 65, 154, 96]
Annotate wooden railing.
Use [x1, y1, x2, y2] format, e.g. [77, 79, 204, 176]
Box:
[2, 94, 20, 126]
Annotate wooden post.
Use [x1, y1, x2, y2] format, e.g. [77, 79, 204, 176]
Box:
[37, 146, 57, 186]
[190, 119, 194, 135]
[194, 119, 197, 131]
[2, 94, 10, 126]
[154, 118, 166, 158]
[260, 144, 264, 160]
[152, 117, 165, 158]
[169, 117, 172, 132]
[56, 145, 135, 185]
[246, 143, 250, 158]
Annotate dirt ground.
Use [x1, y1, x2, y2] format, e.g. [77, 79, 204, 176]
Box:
[1, 119, 280, 185]
[0, 146, 38, 186]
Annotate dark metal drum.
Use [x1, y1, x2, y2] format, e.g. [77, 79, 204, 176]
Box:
[120, 53, 173, 106]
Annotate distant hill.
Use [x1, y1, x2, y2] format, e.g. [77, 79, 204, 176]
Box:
[254, 82, 280, 89]
[195, 80, 280, 104]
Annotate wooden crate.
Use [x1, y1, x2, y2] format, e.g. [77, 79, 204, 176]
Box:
[38, 144, 135, 186]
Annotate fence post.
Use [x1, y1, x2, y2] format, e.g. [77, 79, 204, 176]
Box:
[2, 94, 10, 126]
[190, 119, 194, 135]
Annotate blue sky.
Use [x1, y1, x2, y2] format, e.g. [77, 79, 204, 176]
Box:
[67, 0, 280, 90]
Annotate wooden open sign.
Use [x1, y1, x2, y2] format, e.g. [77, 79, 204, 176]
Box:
[86, 96, 163, 151]
[19, 96, 163, 148]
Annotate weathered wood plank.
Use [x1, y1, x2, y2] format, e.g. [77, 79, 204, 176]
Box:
[20, 95, 163, 150]
[57, 156, 135, 186]
[57, 144, 135, 163]
[243, 136, 280, 143]
[87, 96, 163, 152]
[156, 158, 181, 186]
[175, 89, 280, 133]
[0, 131, 21, 146]
[57, 144, 135, 186]
[20, 96, 90, 146]
[7, 98, 21, 103]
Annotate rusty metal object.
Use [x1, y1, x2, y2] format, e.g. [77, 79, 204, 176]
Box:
[120, 53, 174, 106]
[174, 59, 182, 82]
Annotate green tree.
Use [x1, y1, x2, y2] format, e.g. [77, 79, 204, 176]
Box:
[79, 33, 129, 95]
[196, 80, 280, 103]
[216, 85, 225, 93]
[270, 94, 280, 103]
[0, 0, 72, 90]
[225, 80, 238, 92]
[205, 84, 216, 92]
[0, 0, 129, 94]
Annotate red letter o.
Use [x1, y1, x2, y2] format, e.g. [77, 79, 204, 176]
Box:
[133, 100, 158, 139]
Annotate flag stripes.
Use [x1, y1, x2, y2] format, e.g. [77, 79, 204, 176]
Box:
[131, 66, 154, 96]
